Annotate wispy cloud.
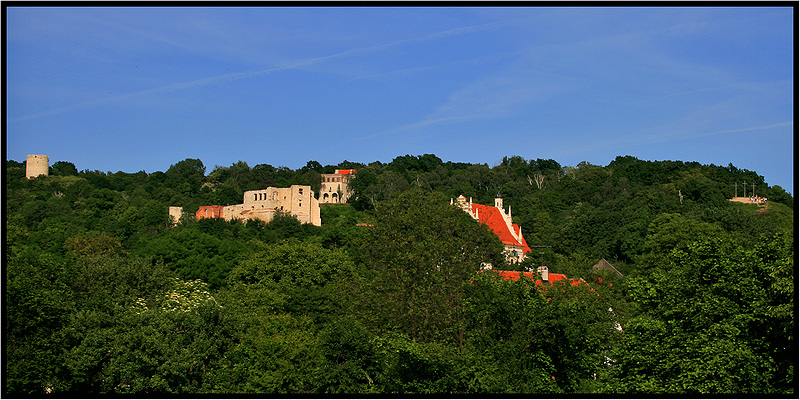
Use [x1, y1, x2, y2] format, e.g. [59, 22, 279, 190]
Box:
[355, 117, 470, 142]
[348, 51, 518, 82]
[555, 120, 793, 160]
[357, 52, 583, 141]
[9, 19, 506, 123]
[360, 8, 792, 146]
[670, 121, 794, 141]
[632, 85, 732, 104]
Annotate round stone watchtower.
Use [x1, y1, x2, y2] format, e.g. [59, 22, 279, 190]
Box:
[26, 154, 49, 179]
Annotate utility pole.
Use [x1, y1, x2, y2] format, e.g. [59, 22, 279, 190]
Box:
[529, 245, 552, 268]
[752, 183, 755, 198]
[734, 182, 738, 197]
[743, 181, 747, 197]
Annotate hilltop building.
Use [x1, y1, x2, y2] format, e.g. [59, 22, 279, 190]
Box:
[196, 185, 321, 226]
[453, 195, 531, 264]
[26, 154, 49, 179]
[320, 169, 355, 204]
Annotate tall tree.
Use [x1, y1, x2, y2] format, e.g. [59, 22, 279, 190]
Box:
[352, 189, 505, 347]
[606, 233, 794, 394]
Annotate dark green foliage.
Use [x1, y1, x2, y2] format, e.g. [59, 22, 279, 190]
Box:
[5, 252, 74, 395]
[607, 232, 794, 394]
[316, 317, 380, 394]
[51, 161, 79, 176]
[4, 154, 793, 395]
[228, 239, 356, 327]
[210, 314, 324, 393]
[352, 189, 506, 346]
[463, 271, 619, 393]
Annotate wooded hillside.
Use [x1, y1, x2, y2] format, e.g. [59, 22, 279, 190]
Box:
[5, 154, 794, 395]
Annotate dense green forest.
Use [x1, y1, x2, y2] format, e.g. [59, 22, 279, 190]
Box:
[5, 154, 795, 395]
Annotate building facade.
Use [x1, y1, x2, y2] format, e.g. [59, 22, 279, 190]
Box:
[453, 195, 531, 264]
[196, 185, 321, 226]
[319, 169, 355, 204]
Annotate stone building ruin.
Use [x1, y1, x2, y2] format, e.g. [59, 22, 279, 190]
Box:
[26, 154, 49, 179]
[196, 185, 321, 226]
[168, 206, 184, 226]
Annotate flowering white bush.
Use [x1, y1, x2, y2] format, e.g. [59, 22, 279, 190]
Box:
[132, 278, 220, 314]
[133, 297, 149, 315]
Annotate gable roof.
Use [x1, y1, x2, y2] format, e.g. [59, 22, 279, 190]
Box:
[592, 258, 623, 278]
[470, 202, 531, 253]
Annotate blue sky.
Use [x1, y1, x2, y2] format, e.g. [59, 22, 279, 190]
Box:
[6, 6, 795, 193]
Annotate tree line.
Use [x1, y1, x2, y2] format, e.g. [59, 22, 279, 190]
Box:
[4, 154, 794, 395]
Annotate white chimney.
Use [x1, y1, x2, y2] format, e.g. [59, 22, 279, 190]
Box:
[538, 265, 549, 282]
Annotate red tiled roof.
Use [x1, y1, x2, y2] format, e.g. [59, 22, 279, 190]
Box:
[334, 169, 356, 175]
[471, 203, 531, 253]
[492, 270, 577, 286]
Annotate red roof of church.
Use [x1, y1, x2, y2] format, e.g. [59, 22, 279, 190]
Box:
[471, 202, 531, 253]
[493, 270, 578, 286]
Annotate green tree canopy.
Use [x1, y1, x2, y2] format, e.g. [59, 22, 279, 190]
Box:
[352, 189, 505, 346]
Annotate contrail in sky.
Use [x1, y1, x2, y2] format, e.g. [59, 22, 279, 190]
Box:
[552, 121, 794, 159]
[9, 21, 503, 123]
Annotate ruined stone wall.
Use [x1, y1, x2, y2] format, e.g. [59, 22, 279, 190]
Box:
[168, 206, 183, 226]
[196, 205, 224, 220]
[223, 185, 321, 226]
[26, 154, 49, 179]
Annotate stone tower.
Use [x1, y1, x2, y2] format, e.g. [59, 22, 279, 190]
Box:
[26, 154, 49, 179]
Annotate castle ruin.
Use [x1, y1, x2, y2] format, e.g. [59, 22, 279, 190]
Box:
[196, 185, 321, 226]
[26, 154, 49, 179]
[168, 206, 184, 226]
